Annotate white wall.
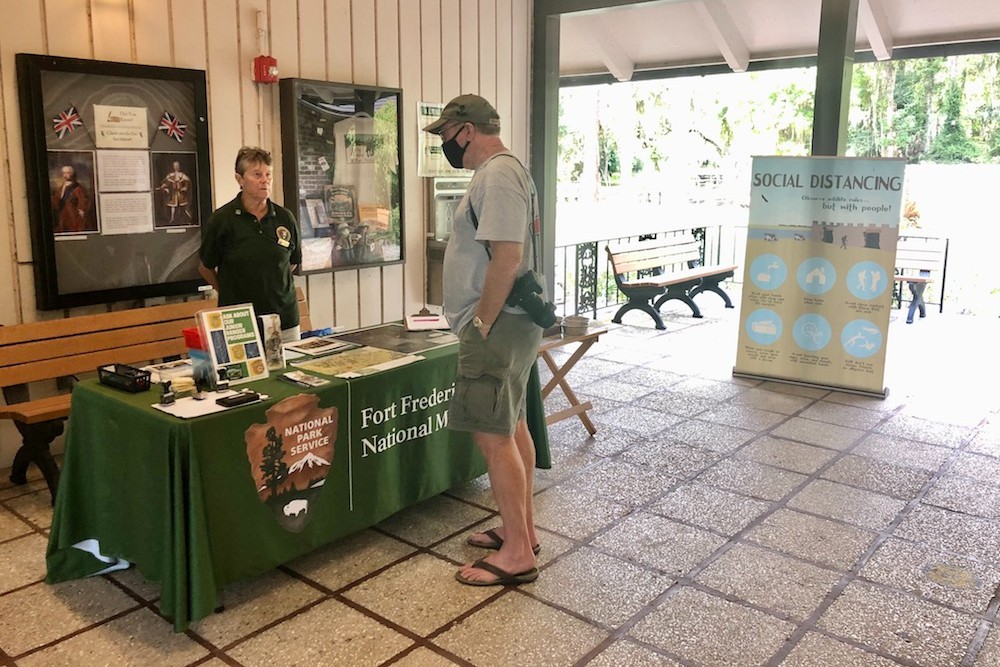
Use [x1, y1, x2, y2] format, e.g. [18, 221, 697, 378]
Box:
[0, 0, 531, 468]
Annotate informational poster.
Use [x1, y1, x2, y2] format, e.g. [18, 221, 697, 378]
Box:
[734, 156, 906, 397]
[417, 101, 471, 178]
[93, 105, 148, 149]
[197, 304, 269, 385]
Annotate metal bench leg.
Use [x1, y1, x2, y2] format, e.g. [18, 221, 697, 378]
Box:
[611, 301, 667, 330]
[654, 287, 703, 318]
[689, 282, 735, 308]
[9, 419, 63, 504]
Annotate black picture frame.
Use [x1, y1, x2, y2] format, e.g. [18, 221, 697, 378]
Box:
[279, 78, 403, 274]
[17, 53, 212, 310]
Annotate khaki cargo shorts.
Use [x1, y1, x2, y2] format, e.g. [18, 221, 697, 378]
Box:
[448, 311, 542, 435]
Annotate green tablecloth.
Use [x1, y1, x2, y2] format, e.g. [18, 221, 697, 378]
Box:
[46, 346, 549, 630]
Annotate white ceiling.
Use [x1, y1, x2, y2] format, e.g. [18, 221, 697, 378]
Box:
[558, 0, 1000, 80]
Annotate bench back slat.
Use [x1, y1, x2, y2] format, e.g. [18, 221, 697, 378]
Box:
[607, 236, 702, 276]
[895, 236, 947, 274]
[0, 339, 191, 387]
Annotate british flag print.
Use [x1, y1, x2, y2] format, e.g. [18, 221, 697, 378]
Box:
[158, 111, 187, 142]
[52, 105, 82, 139]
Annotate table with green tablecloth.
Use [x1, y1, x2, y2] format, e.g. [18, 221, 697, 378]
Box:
[45, 345, 549, 630]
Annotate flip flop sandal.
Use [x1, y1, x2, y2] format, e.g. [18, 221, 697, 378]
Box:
[454, 558, 539, 587]
[467, 528, 541, 555]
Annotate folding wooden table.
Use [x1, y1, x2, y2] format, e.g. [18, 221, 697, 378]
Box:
[537, 327, 607, 435]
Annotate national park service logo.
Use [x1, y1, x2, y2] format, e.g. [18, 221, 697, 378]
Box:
[244, 393, 337, 532]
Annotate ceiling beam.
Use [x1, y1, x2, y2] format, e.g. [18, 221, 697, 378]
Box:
[576, 14, 635, 81]
[693, 0, 750, 72]
[859, 0, 894, 60]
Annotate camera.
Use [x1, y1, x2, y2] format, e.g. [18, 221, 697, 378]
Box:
[507, 270, 557, 328]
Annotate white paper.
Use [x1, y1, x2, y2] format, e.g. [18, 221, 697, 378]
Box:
[97, 192, 154, 235]
[94, 105, 149, 149]
[96, 150, 152, 192]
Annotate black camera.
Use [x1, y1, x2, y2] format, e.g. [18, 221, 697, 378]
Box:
[507, 270, 557, 328]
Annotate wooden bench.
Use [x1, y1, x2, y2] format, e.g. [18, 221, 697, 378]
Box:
[893, 235, 948, 322]
[605, 233, 737, 329]
[0, 287, 311, 502]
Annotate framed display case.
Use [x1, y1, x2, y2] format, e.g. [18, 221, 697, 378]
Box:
[16, 53, 212, 310]
[279, 78, 403, 274]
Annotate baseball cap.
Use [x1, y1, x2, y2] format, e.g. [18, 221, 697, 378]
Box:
[423, 94, 501, 134]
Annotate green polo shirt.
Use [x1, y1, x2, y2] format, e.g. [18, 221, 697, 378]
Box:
[200, 195, 302, 329]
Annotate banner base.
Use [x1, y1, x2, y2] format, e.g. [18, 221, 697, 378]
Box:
[732, 369, 889, 400]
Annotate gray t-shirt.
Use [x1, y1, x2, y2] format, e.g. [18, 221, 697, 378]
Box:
[442, 151, 541, 334]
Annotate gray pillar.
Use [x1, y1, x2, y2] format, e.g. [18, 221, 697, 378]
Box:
[811, 0, 859, 156]
[530, 8, 561, 299]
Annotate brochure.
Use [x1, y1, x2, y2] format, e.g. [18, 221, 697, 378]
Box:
[333, 323, 458, 355]
[284, 336, 360, 356]
[196, 303, 269, 386]
[281, 370, 330, 388]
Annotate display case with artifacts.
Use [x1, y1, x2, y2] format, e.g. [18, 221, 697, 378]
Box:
[280, 79, 403, 274]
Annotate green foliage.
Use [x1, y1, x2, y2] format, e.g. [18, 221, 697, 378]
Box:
[927, 79, 984, 163]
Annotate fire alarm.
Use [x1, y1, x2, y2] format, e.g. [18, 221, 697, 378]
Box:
[253, 55, 278, 84]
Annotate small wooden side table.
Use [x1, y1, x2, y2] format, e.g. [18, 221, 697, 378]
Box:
[537, 327, 607, 435]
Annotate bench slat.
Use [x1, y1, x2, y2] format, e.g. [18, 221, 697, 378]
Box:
[0, 299, 212, 345]
[0, 338, 189, 387]
[0, 395, 72, 424]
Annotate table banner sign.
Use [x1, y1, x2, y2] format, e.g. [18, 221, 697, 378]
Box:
[734, 156, 906, 397]
[197, 303, 268, 385]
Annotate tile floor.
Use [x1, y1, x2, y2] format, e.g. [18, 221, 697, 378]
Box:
[0, 299, 997, 666]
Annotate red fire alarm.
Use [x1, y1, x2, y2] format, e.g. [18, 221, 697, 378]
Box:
[253, 55, 278, 83]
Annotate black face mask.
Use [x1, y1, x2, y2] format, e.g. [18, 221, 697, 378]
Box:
[441, 126, 469, 169]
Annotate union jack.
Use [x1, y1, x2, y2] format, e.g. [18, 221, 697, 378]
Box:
[158, 111, 187, 142]
[52, 105, 82, 139]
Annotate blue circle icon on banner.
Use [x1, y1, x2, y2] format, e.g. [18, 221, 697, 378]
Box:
[792, 314, 832, 351]
[796, 258, 836, 295]
[745, 308, 782, 345]
[846, 261, 889, 300]
[841, 319, 883, 358]
[749, 254, 787, 291]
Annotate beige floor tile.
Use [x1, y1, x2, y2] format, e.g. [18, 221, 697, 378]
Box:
[697, 458, 807, 501]
[697, 404, 788, 432]
[967, 427, 1000, 458]
[592, 511, 727, 577]
[376, 495, 491, 547]
[875, 413, 972, 449]
[948, 451, 1000, 487]
[799, 400, 886, 429]
[107, 567, 161, 602]
[531, 546, 672, 627]
[667, 419, 757, 452]
[592, 405, 686, 437]
[695, 543, 841, 622]
[565, 459, 679, 507]
[637, 390, 719, 418]
[894, 504, 1000, 563]
[0, 533, 49, 594]
[824, 390, 904, 412]
[589, 639, 684, 666]
[227, 598, 412, 667]
[0, 578, 137, 657]
[977, 626, 1000, 667]
[817, 581, 980, 666]
[666, 377, 746, 401]
[577, 377, 658, 402]
[619, 439, 722, 477]
[737, 435, 839, 474]
[780, 632, 908, 666]
[4, 490, 54, 530]
[533, 485, 631, 539]
[0, 506, 33, 540]
[392, 646, 461, 666]
[730, 387, 815, 414]
[758, 381, 830, 400]
[444, 473, 496, 510]
[0, 478, 51, 502]
[17, 607, 207, 667]
[342, 553, 496, 636]
[629, 586, 796, 666]
[649, 481, 772, 536]
[923, 474, 1000, 518]
[853, 433, 952, 472]
[860, 537, 1000, 615]
[285, 529, 416, 591]
[191, 568, 324, 647]
[771, 417, 864, 451]
[745, 508, 877, 570]
[788, 479, 907, 531]
[433, 593, 607, 666]
[821, 454, 931, 500]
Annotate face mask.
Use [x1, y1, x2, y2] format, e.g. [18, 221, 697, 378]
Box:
[441, 126, 469, 169]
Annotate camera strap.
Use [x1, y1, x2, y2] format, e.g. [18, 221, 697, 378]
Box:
[466, 154, 541, 274]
